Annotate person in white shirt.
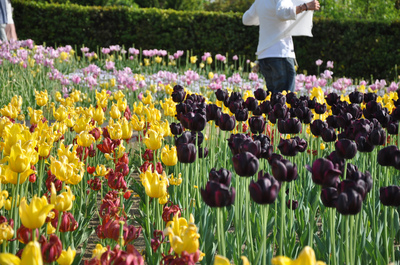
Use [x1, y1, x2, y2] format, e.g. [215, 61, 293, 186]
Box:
[243, 0, 320, 94]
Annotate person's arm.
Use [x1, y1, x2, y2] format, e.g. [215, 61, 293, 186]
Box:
[243, 1, 259, 26]
[295, 0, 320, 14]
[277, 0, 320, 20]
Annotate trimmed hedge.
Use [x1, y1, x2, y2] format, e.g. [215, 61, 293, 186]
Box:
[12, 0, 400, 79]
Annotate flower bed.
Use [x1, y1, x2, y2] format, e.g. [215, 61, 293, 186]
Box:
[0, 39, 399, 265]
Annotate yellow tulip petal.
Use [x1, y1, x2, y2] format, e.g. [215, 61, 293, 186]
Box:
[213, 255, 230, 265]
[0, 253, 21, 265]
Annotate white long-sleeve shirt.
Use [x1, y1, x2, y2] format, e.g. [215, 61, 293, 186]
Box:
[243, 0, 314, 59]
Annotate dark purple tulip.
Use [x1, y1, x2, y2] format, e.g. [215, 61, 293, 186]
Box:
[201, 181, 235, 207]
[355, 133, 374, 153]
[331, 101, 349, 116]
[253, 106, 263, 116]
[326, 115, 340, 128]
[335, 139, 357, 159]
[337, 113, 353, 129]
[253, 134, 273, 159]
[278, 138, 299, 157]
[228, 133, 251, 155]
[391, 106, 400, 121]
[239, 139, 261, 158]
[346, 169, 372, 194]
[335, 188, 363, 215]
[327, 151, 345, 173]
[272, 103, 288, 119]
[375, 109, 390, 127]
[249, 171, 280, 204]
[271, 158, 298, 182]
[244, 97, 258, 112]
[170, 123, 183, 136]
[349, 91, 364, 104]
[310, 158, 341, 188]
[206, 104, 222, 121]
[217, 113, 236, 131]
[175, 131, 194, 145]
[260, 100, 272, 114]
[307, 97, 316, 109]
[181, 112, 206, 132]
[254, 88, 267, 101]
[377, 145, 399, 167]
[215, 89, 229, 102]
[347, 104, 362, 120]
[294, 106, 313, 124]
[314, 103, 327, 114]
[268, 153, 283, 165]
[337, 179, 368, 201]
[232, 151, 259, 177]
[310, 119, 327, 137]
[380, 186, 400, 206]
[387, 121, 399, 135]
[321, 127, 337, 142]
[286, 92, 298, 106]
[363, 101, 382, 119]
[249, 116, 266, 134]
[321, 187, 338, 208]
[369, 127, 386, 146]
[171, 85, 186, 103]
[179, 111, 194, 129]
[176, 143, 196, 163]
[278, 118, 301, 134]
[228, 100, 243, 114]
[325, 93, 339, 106]
[270, 93, 286, 106]
[293, 136, 308, 152]
[286, 200, 299, 210]
[209, 168, 232, 186]
[235, 108, 249, 122]
[363, 92, 378, 103]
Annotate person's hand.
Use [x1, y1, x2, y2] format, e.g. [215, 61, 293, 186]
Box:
[307, 0, 320, 11]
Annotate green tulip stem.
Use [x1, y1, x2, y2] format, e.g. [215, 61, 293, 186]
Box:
[384, 166, 389, 264]
[234, 174, 242, 260]
[2, 239, 6, 253]
[217, 207, 226, 257]
[119, 220, 125, 249]
[391, 207, 395, 263]
[255, 204, 269, 265]
[288, 181, 294, 239]
[145, 195, 150, 241]
[279, 181, 287, 256]
[185, 163, 190, 220]
[223, 130, 228, 170]
[350, 214, 355, 265]
[10, 173, 21, 254]
[245, 177, 255, 262]
[330, 208, 337, 265]
[345, 215, 350, 265]
[37, 158, 45, 197]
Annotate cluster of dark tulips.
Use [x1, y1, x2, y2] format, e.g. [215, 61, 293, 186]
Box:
[166, 84, 400, 264]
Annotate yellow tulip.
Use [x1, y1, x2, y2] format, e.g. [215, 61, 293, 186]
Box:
[120, 118, 133, 140]
[117, 98, 127, 113]
[35, 90, 48, 107]
[142, 91, 153, 105]
[46, 222, 56, 234]
[92, 244, 107, 259]
[73, 115, 92, 134]
[57, 247, 76, 265]
[5, 140, 36, 173]
[94, 164, 110, 177]
[271, 246, 327, 265]
[65, 171, 84, 185]
[51, 183, 75, 212]
[93, 107, 105, 125]
[143, 129, 162, 150]
[0, 222, 14, 243]
[113, 90, 125, 101]
[28, 107, 43, 125]
[76, 130, 95, 147]
[161, 145, 177, 166]
[108, 119, 123, 140]
[21, 241, 43, 265]
[19, 196, 54, 229]
[130, 114, 145, 131]
[0, 189, 8, 209]
[140, 168, 168, 199]
[190, 56, 197, 64]
[110, 103, 121, 120]
[164, 214, 200, 255]
[95, 90, 110, 109]
[49, 156, 71, 182]
[133, 102, 144, 115]
[53, 105, 68, 122]
[4, 166, 33, 185]
[0, 253, 21, 265]
[0, 103, 18, 119]
[206, 56, 213, 64]
[38, 141, 53, 158]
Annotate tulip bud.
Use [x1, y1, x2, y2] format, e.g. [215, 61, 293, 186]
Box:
[249, 116, 265, 134]
[271, 158, 298, 182]
[232, 151, 259, 177]
[201, 181, 235, 207]
[216, 113, 236, 131]
[254, 88, 267, 101]
[249, 171, 280, 204]
[335, 139, 357, 159]
[380, 186, 400, 206]
[176, 143, 197, 163]
[170, 122, 183, 135]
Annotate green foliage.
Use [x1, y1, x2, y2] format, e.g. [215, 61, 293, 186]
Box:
[204, 0, 253, 13]
[12, 0, 400, 79]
